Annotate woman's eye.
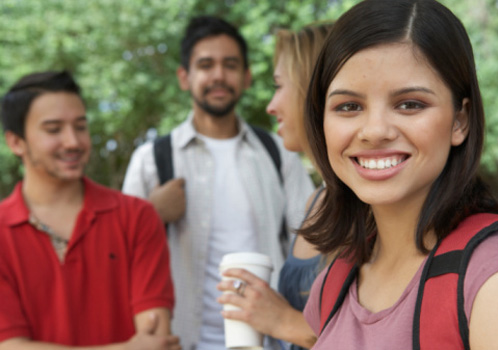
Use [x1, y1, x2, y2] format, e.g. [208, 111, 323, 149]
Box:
[273, 84, 281, 90]
[335, 102, 361, 112]
[398, 100, 425, 110]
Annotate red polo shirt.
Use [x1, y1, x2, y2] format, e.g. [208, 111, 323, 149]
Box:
[0, 178, 174, 345]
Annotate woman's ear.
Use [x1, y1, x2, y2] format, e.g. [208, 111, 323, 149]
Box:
[451, 98, 470, 146]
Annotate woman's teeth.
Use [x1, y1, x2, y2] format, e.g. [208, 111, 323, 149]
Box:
[357, 157, 404, 170]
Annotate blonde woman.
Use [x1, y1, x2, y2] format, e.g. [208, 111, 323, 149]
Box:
[218, 24, 332, 350]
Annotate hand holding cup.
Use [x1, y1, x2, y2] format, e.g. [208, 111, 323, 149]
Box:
[218, 252, 273, 350]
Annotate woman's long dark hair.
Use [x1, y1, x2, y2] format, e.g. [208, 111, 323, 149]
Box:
[300, 0, 498, 264]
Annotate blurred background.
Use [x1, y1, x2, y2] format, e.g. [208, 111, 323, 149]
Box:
[0, 0, 497, 197]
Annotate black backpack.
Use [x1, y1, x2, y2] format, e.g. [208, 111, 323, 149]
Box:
[152, 125, 289, 255]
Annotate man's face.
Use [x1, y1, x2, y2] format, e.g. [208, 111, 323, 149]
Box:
[7, 92, 91, 183]
[178, 34, 251, 118]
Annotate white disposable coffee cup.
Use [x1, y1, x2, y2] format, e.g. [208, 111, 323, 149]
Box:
[219, 252, 274, 350]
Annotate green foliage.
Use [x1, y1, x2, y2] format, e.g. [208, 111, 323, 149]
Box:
[0, 0, 352, 197]
[0, 0, 498, 197]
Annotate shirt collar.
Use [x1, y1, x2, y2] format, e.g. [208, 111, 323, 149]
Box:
[175, 111, 253, 149]
[3, 182, 29, 226]
[4, 177, 117, 227]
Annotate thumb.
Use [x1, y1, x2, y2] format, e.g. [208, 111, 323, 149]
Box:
[174, 177, 186, 187]
[142, 312, 159, 335]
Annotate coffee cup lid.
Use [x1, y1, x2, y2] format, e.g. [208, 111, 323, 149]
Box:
[219, 252, 273, 270]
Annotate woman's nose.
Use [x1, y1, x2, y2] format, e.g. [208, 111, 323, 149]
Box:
[266, 95, 277, 116]
[357, 108, 398, 144]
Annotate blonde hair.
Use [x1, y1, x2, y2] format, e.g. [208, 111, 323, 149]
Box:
[273, 24, 332, 158]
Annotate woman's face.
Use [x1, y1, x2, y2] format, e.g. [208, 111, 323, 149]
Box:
[266, 55, 303, 152]
[323, 43, 468, 210]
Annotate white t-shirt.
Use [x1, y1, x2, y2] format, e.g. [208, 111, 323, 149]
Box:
[197, 135, 258, 350]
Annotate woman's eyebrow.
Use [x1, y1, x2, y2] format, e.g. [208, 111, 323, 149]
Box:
[391, 86, 435, 96]
[328, 89, 365, 99]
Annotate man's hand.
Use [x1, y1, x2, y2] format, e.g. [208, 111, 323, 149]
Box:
[125, 313, 181, 350]
[148, 178, 186, 223]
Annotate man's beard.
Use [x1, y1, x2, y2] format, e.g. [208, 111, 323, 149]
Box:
[192, 84, 241, 118]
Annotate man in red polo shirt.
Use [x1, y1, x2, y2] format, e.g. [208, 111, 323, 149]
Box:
[0, 71, 179, 350]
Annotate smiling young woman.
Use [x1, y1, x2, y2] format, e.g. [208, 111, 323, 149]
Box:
[300, 0, 498, 349]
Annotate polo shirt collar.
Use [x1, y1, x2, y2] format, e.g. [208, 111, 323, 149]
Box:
[3, 182, 30, 227]
[4, 177, 117, 227]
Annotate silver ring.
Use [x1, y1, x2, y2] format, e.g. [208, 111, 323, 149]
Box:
[233, 280, 247, 297]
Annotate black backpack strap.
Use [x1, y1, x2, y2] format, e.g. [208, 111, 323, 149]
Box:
[153, 133, 174, 235]
[249, 125, 288, 256]
[250, 125, 283, 184]
[153, 133, 174, 185]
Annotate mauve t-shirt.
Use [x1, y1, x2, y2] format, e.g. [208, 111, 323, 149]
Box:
[304, 234, 498, 349]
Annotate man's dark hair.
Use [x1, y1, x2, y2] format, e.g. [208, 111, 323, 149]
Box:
[1, 70, 81, 138]
[180, 15, 249, 70]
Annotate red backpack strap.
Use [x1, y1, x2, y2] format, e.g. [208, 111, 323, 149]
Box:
[413, 213, 498, 350]
[319, 257, 357, 334]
